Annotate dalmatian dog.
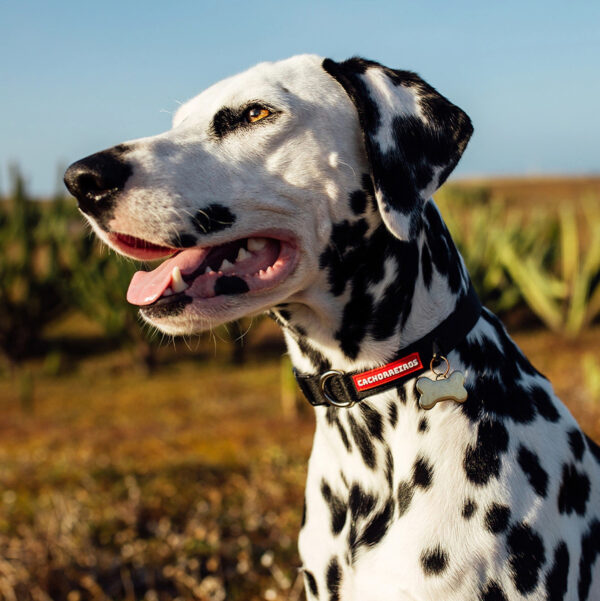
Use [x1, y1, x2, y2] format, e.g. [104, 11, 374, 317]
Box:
[64, 55, 600, 600]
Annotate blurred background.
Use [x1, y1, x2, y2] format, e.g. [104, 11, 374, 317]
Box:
[1, 1, 599, 600]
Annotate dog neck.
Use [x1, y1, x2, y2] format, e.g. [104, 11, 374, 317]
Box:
[278, 197, 479, 570]
[271, 199, 471, 378]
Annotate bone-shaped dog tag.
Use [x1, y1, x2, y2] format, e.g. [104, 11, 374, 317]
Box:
[417, 370, 468, 410]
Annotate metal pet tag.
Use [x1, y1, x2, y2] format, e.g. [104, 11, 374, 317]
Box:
[416, 356, 468, 410]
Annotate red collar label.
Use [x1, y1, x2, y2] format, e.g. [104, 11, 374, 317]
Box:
[352, 352, 423, 392]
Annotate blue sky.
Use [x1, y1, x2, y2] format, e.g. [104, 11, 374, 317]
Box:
[2, 0, 599, 197]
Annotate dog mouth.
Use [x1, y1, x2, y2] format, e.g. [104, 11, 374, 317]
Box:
[115, 232, 298, 309]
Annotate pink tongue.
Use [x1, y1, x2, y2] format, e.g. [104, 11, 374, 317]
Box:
[126, 248, 208, 306]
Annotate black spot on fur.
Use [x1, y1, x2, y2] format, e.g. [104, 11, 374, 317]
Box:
[350, 189, 368, 215]
[457, 311, 548, 424]
[397, 481, 413, 517]
[268, 309, 286, 328]
[545, 541, 569, 601]
[348, 415, 376, 469]
[578, 519, 600, 601]
[336, 286, 373, 359]
[321, 480, 347, 535]
[507, 522, 546, 594]
[461, 363, 536, 424]
[304, 570, 318, 598]
[334, 418, 352, 452]
[484, 503, 511, 533]
[369, 244, 419, 340]
[462, 499, 477, 519]
[140, 295, 192, 320]
[326, 557, 341, 601]
[287, 329, 331, 372]
[299, 338, 331, 372]
[349, 484, 376, 520]
[325, 406, 352, 453]
[481, 581, 508, 601]
[517, 445, 548, 497]
[464, 418, 509, 485]
[387, 401, 398, 428]
[412, 456, 433, 489]
[192, 203, 236, 234]
[557, 463, 590, 516]
[396, 383, 408, 404]
[421, 546, 448, 576]
[356, 499, 394, 549]
[210, 107, 240, 138]
[278, 309, 292, 322]
[301, 499, 306, 528]
[319, 218, 370, 297]
[319, 219, 420, 357]
[214, 275, 249, 296]
[361, 173, 377, 211]
[359, 403, 384, 440]
[381, 449, 393, 490]
[418, 417, 429, 433]
[568, 428, 585, 461]
[531, 385, 560, 422]
[423, 203, 465, 293]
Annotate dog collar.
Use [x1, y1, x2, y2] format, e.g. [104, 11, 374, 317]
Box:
[293, 283, 481, 408]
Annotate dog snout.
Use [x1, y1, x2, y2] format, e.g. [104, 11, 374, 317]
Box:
[64, 147, 132, 216]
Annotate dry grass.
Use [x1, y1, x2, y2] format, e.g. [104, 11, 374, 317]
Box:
[0, 353, 313, 601]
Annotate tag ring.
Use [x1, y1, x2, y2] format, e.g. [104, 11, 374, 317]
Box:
[320, 370, 355, 408]
[430, 355, 450, 379]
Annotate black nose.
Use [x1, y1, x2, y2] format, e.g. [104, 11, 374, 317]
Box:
[64, 146, 132, 216]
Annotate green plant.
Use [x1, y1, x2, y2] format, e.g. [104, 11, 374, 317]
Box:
[495, 205, 600, 336]
[437, 195, 521, 314]
[0, 169, 71, 363]
[438, 189, 600, 336]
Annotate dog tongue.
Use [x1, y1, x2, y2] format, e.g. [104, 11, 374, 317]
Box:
[127, 248, 208, 306]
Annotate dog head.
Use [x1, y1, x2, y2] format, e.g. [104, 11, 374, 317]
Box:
[64, 55, 472, 336]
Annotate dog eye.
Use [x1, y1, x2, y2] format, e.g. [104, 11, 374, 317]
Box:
[245, 106, 271, 123]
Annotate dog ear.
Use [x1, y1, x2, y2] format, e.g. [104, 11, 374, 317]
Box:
[323, 57, 473, 240]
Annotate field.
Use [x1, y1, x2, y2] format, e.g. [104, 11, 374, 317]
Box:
[1, 176, 600, 600]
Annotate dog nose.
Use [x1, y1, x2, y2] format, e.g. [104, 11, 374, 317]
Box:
[64, 148, 132, 215]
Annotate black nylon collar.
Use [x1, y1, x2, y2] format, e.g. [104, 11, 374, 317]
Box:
[293, 283, 482, 407]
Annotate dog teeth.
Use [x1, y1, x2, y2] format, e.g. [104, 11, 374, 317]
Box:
[205, 266, 214, 274]
[220, 259, 234, 271]
[247, 237, 267, 252]
[171, 266, 189, 293]
[236, 247, 251, 261]
[163, 287, 173, 297]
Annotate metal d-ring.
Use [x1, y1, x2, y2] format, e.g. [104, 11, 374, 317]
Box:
[430, 355, 450, 380]
[319, 370, 355, 408]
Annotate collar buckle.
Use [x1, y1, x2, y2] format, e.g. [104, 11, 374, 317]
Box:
[319, 370, 356, 407]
